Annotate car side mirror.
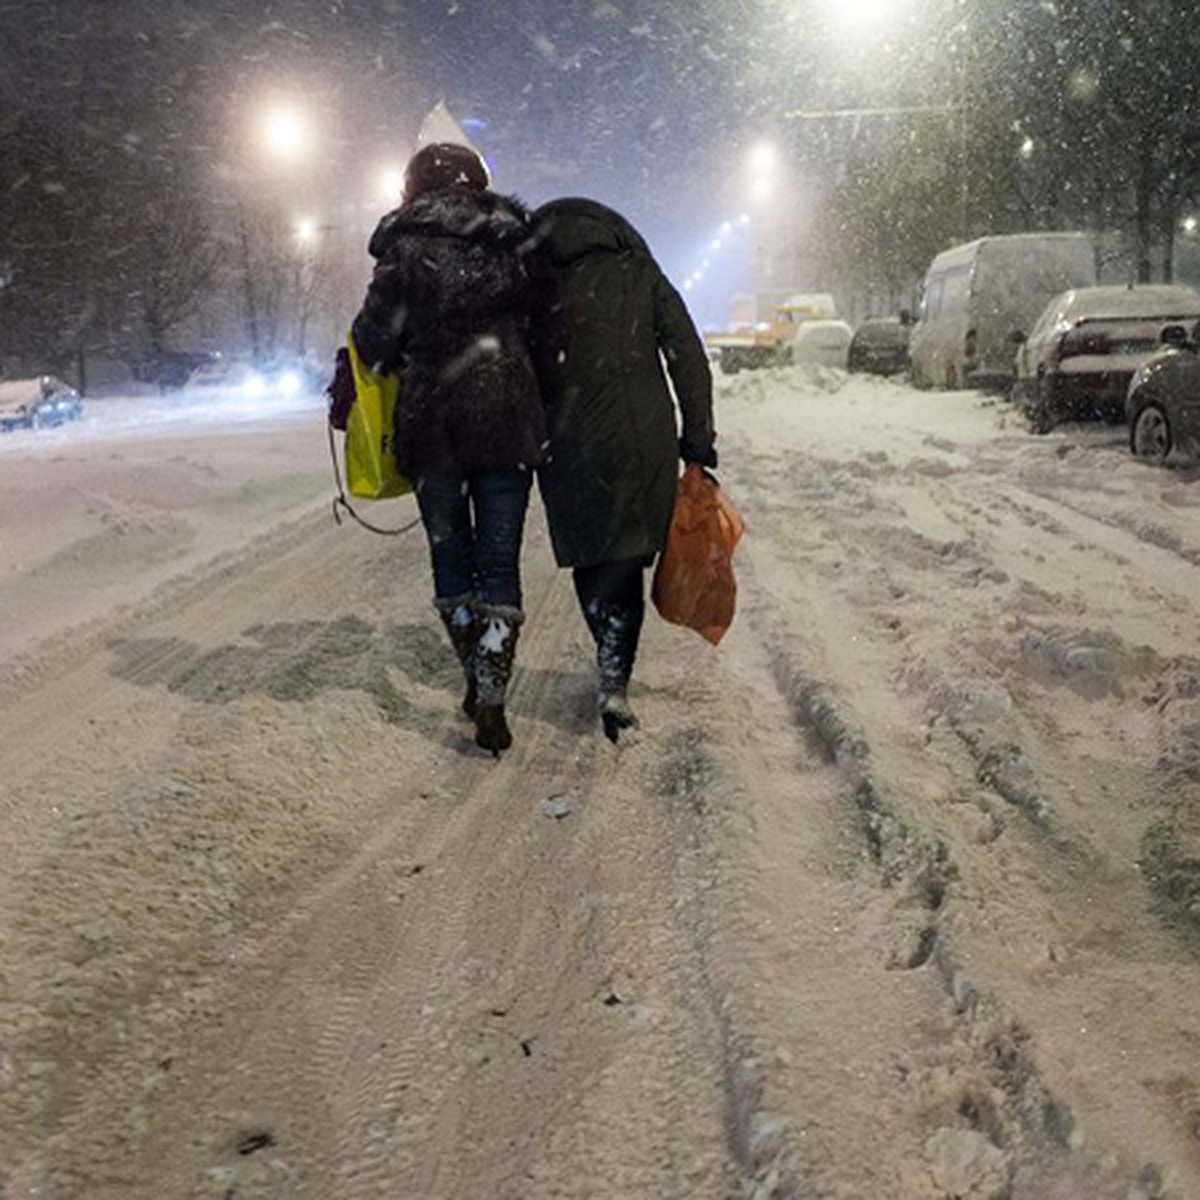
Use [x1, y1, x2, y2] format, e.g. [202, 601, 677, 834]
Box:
[1009, 330, 1027, 346]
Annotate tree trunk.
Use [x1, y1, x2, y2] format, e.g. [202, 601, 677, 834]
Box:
[1134, 149, 1154, 283]
[237, 217, 262, 362]
[1159, 174, 1183, 284]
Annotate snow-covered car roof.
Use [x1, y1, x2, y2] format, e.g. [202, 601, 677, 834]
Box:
[853, 318, 910, 339]
[1053, 285, 1200, 322]
[793, 319, 853, 343]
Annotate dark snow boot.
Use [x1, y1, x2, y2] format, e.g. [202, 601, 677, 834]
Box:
[599, 692, 638, 744]
[473, 603, 523, 756]
[587, 600, 643, 744]
[435, 593, 480, 718]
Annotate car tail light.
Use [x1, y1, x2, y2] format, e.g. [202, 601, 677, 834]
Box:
[1059, 327, 1111, 356]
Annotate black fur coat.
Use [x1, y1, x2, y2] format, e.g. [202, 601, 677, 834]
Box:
[351, 188, 546, 475]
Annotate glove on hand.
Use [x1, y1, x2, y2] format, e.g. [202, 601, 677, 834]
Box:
[327, 346, 356, 431]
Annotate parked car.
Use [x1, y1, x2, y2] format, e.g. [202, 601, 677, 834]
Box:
[1012, 283, 1200, 433]
[0, 376, 83, 432]
[909, 232, 1097, 391]
[1125, 319, 1200, 464]
[790, 318, 853, 369]
[847, 315, 913, 376]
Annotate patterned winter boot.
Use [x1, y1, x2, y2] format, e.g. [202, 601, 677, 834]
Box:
[435, 593, 480, 718]
[473, 603, 524, 756]
[585, 600, 642, 744]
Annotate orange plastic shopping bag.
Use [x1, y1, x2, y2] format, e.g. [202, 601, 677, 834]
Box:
[651, 464, 745, 646]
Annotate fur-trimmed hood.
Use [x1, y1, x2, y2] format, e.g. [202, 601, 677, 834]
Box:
[369, 189, 533, 260]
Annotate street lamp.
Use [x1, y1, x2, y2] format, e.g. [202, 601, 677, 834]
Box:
[379, 167, 405, 205]
[749, 141, 777, 176]
[816, 0, 907, 37]
[746, 140, 795, 290]
[262, 106, 306, 159]
[748, 140, 780, 209]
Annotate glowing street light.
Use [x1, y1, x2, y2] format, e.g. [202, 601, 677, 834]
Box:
[295, 217, 318, 244]
[749, 141, 777, 174]
[748, 141, 778, 208]
[263, 106, 306, 158]
[380, 167, 405, 205]
[745, 140, 796, 289]
[817, 0, 907, 38]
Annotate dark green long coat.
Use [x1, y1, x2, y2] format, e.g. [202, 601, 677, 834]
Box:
[529, 198, 716, 569]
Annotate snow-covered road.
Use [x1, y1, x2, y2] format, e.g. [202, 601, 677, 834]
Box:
[2, 367, 1198, 1198]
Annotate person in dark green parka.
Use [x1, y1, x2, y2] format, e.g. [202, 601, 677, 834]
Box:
[529, 197, 717, 741]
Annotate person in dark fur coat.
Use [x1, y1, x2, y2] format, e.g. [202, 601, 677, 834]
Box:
[528, 197, 716, 742]
[349, 142, 545, 756]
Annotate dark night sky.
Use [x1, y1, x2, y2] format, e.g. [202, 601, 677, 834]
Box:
[1, 0, 950, 325]
[0, 2, 784, 290]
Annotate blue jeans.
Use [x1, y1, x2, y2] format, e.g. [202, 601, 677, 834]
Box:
[414, 468, 532, 608]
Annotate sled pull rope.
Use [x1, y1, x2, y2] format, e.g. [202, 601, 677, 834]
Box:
[326, 420, 420, 537]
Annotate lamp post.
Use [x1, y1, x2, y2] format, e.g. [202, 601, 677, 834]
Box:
[236, 103, 320, 361]
[748, 140, 795, 295]
[293, 217, 315, 356]
[262, 106, 307, 161]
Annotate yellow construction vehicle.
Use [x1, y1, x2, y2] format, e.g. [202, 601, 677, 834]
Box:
[703, 292, 838, 373]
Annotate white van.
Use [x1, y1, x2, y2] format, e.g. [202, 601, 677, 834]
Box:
[908, 232, 1098, 390]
